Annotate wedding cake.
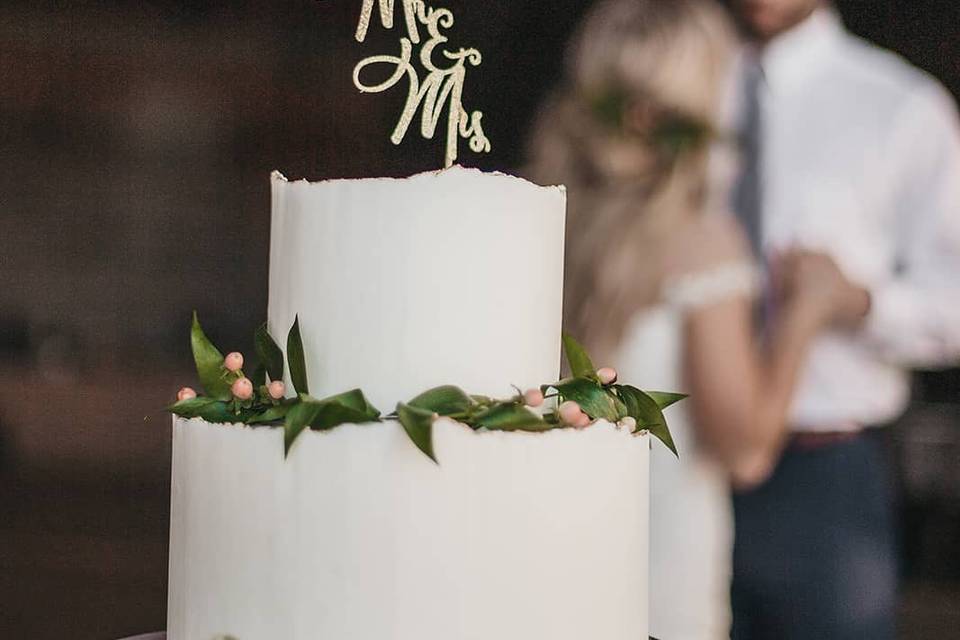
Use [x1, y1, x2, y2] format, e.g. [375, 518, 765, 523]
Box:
[166, 167, 652, 640]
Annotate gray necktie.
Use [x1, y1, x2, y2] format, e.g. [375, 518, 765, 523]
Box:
[734, 59, 764, 259]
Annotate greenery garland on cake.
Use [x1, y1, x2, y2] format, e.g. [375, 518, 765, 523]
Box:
[168, 313, 683, 461]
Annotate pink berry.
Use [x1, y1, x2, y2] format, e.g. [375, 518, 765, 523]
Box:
[268, 380, 286, 400]
[597, 367, 618, 385]
[523, 388, 544, 408]
[224, 352, 244, 372]
[231, 377, 253, 400]
[177, 387, 197, 401]
[574, 412, 592, 429]
[558, 400, 583, 424]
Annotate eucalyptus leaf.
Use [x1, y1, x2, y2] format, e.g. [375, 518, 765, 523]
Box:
[287, 315, 309, 395]
[474, 402, 550, 432]
[645, 391, 688, 411]
[190, 312, 232, 401]
[409, 385, 473, 416]
[562, 333, 596, 379]
[617, 385, 678, 457]
[550, 378, 620, 421]
[396, 402, 437, 464]
[169, 396, 235, 424]
[255, 322, 285, 382]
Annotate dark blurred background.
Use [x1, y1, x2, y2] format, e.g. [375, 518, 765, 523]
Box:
[1, 1, 958, 637]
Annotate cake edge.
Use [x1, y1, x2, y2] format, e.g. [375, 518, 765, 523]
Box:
[270, 165, 567, 195]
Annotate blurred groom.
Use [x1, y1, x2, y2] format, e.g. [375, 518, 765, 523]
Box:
[725, 0, 960, 637]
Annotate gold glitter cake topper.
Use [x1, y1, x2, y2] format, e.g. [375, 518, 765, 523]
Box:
[351, 0, 491, 168]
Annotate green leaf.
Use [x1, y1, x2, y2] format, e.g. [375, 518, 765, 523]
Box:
[168, 397, 235, 424]
[588, 85, 631, 130]
[317, 388, 381, 421]
[287, 315, 309, 395]
[611, 393, 629, 420]
[247, 403, 291, 424]
[255, 322, 285, 382]
[562, 333, 596, 379]
[283, 390, 382, 454]
[550, 377, 620, 421]
[190, 312, 232, 401]
[396, 402, 437, 464]
[408, 385, 473, 416]
[283, 400, 314, 456]
[250, 364, 267, 388]
[645, 391, 688, 411]
[617, 385, 678, 457]
[307, 401, 375, 431]
[474, 402, 550, 432]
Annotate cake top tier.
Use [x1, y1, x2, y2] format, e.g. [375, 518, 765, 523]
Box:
[271, 165, 564, 192]
[267, 166, 567, 413]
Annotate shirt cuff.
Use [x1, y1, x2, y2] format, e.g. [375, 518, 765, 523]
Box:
[862, 281, 952, 366]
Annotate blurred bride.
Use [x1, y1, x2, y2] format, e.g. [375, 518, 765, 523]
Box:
[526, 0, 847, 637]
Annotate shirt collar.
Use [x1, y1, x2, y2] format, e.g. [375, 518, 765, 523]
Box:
[760, 7, 845, 94]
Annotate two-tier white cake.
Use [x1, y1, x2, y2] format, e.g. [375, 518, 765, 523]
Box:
[167, 167, 650, 640]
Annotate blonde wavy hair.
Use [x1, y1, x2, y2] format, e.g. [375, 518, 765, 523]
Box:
[525, 0, 736, 361]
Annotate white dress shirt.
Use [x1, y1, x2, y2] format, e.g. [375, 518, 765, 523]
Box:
[755, 8, 960, 430]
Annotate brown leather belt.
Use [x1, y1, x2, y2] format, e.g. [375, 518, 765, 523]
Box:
[790, 429, 862, 451]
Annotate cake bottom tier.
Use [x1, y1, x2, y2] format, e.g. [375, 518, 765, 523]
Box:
[167, 417, 649, 640]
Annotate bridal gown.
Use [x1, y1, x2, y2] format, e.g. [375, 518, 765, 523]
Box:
[615, 306, 733, 640]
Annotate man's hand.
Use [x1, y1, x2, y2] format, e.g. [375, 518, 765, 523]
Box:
[774, 249, 871, 330]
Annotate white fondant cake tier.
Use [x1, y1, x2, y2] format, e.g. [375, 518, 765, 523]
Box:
[167, 417, 649, 640]
[268, 167, 566, 412]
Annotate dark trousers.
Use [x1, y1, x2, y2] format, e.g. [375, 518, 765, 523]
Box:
[731, 431, 898, 639]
